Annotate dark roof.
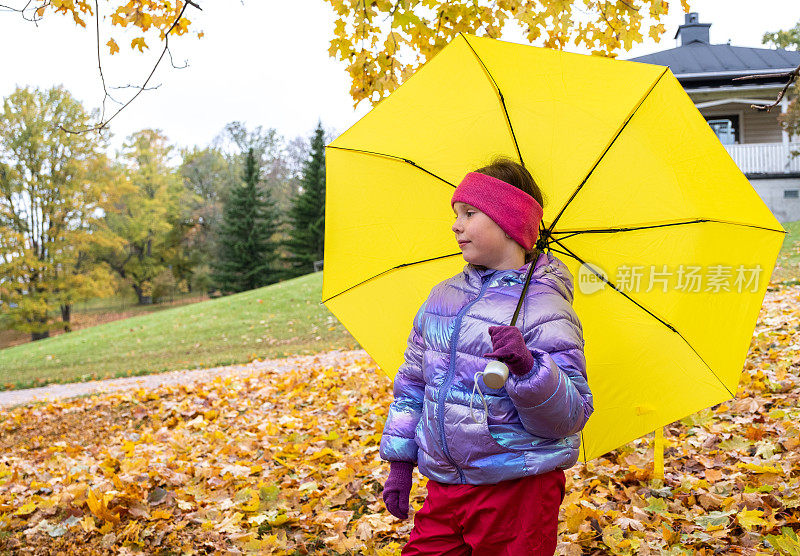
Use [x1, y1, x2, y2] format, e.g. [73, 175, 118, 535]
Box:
[627, 43, 800, 89]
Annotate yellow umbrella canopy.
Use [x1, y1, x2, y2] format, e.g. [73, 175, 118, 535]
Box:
[321, 33, 786, 462]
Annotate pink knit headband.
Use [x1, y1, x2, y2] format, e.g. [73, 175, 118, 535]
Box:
[451, 172, 544, 251]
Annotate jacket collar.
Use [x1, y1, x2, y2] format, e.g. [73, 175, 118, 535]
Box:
[461, 251, 574, 302]
[463, 251, 545, 283]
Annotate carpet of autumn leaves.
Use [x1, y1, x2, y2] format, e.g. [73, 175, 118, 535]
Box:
[1, 286, 800, 555]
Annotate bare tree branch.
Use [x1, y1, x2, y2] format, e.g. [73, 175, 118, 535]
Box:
[731, 63, 800, 112]
[3, 0, 201, 133]
[0, 1, 50, 25]
[166, 46, 190, 70]
[110, 83, 163, 92]
[58, 0, 201, 134]
[92, 0, 122, 121]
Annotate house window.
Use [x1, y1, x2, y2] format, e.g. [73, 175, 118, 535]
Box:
[785, 189, 799, 199]
[705, 115, 740, 145]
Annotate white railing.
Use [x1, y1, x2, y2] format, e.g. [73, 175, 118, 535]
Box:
[724, 142, 800, 174]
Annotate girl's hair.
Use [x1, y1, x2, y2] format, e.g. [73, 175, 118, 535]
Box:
[472, 156, 546, 264]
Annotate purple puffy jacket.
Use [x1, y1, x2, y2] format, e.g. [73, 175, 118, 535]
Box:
[379, 251, 593, 485]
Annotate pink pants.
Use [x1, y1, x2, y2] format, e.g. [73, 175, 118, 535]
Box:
[402, 469, 566, 556]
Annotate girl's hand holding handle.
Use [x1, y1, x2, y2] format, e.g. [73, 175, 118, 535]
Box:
[383, 461, 413, 519]
[483, 325, 536, 376]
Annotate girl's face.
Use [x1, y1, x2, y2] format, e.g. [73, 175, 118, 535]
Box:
[452, 202, 525, 270]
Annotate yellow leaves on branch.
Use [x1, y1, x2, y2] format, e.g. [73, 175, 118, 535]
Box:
[50, 0, 93, 27]
[40, 0, 198, 54]
[324, 0, 689, 106]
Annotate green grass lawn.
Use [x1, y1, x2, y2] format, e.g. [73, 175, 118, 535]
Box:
[0, 271, 358, 391]
[773, 219, 800, 284]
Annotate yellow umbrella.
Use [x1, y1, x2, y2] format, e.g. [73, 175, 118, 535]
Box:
[321, 33, 785, 462]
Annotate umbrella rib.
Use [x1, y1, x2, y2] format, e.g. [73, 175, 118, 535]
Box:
[581, 430, 586, 464]
[460, 33, 524, 167]
[545, 245, 575, 260]
[546, 67, 670, 234]
[326, 145, 455, 187]
[548, 236, 736, 399]
[320, 252, 463, 304]
[550, 218, 787, 243]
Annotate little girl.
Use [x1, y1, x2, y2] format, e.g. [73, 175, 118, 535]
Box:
[379, 157, 594, 555]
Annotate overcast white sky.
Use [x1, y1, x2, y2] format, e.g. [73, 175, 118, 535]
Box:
[1, 0, 799, 155]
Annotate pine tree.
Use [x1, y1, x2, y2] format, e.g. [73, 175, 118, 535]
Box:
[211, 148, 280, 293]
[284, 122, 326, 277]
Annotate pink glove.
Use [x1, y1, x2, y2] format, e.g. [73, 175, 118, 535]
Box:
[383, 461, 413, 519]
[483, 325, 536, 376]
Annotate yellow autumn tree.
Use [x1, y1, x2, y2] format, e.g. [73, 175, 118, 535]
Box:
[93, 129, 183, 305]
[0, 86, 117, 340]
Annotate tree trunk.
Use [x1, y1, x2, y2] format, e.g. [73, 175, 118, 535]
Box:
[132, 283, 153, 305]
[28, 312, 50, 341]
[60, 304, 72, 332]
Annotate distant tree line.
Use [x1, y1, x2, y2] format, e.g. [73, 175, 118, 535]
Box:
[0, 86, 328, 341]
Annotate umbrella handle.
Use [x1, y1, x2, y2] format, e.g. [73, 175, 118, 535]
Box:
[471, 361, 510, 422]
[481, 248, 541, 390]
[482, 360, 509, 389]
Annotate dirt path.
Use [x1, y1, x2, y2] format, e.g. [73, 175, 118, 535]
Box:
[0, 349, 370, 409]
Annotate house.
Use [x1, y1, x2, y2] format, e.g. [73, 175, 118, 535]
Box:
[628, 12, 800, 223]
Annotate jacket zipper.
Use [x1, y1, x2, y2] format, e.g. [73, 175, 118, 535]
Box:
[437, 272, 495, 484]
